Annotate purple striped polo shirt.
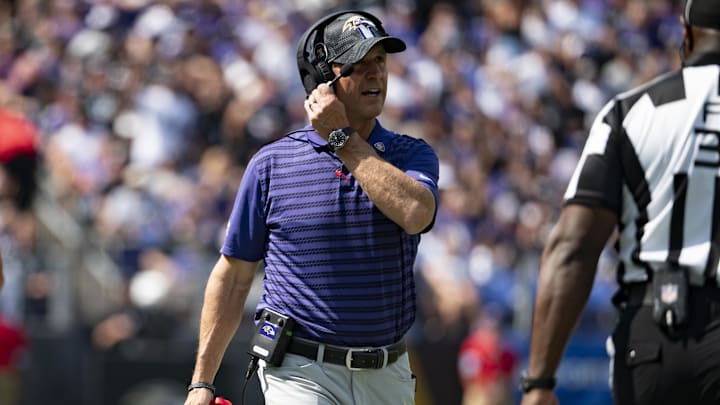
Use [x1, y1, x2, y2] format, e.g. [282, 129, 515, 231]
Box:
[221, 120, 439, 347]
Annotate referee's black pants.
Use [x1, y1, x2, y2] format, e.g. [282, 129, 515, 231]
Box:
[611, 286, 720, 405]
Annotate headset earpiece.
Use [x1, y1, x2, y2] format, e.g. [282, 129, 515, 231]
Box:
[313, 43, 334, 85]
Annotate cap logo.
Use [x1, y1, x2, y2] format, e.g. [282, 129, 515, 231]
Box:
[342, 16, 377, 39]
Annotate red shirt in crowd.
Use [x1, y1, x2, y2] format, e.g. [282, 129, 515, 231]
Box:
[0, 108, 38, 163]
[458, 326, 518, 387]
[0, 316, 27, 369]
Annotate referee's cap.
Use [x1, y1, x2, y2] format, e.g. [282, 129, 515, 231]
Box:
[685, 0, 720, 29]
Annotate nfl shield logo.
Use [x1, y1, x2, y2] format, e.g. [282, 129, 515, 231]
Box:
[661, 283, 678, 304]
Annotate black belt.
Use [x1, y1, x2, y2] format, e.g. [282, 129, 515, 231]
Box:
[287, 337, 406, 370]
[625, 283, 720, 318]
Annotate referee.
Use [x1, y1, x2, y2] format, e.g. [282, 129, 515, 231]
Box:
[521, 1, 720, 404]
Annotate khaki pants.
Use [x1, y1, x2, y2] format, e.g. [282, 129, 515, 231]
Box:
[258, 352, 416, 405]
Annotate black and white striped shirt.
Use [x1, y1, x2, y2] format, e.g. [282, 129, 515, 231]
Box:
[565, 52, 720, 286]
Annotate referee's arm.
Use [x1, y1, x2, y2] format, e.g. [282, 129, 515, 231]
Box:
[522, 204, 617, 404]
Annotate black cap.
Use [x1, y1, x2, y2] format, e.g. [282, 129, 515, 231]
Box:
[322, 12, 406, 64]
[685, 0, 720, 29]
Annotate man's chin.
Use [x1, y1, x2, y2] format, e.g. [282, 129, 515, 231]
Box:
[361, 104, 384, 119]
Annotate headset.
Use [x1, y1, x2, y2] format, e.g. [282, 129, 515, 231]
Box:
[296, 10, 387, 95]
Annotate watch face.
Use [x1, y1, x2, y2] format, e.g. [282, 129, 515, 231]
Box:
[329, 129, 350, 151]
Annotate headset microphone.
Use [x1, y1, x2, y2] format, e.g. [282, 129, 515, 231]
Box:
[329, 64, 354, 87]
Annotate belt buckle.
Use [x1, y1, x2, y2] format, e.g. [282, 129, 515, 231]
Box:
[345, 347, 388, 370]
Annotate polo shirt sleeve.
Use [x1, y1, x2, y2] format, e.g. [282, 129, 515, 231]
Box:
[220, 158, 267, 262]
[403, 139, 440, 233]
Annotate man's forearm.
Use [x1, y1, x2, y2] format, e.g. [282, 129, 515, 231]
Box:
[192, 257, 255, 383]
[527, 256, 596, 378]
[338, 137, 435, 234]
[527, 205, 616, 379]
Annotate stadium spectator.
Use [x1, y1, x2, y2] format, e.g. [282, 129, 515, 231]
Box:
[0, 313, 27, 405]
[0, 107, 38, 211]
[458, 312, 518, 405]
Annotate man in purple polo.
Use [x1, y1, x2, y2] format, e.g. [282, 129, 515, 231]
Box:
[185, 10, 439, 405]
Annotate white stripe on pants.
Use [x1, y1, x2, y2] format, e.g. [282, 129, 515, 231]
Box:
[258, 352, 416, 405]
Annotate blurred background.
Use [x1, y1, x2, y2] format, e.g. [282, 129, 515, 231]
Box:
[0, 0, 684, 404]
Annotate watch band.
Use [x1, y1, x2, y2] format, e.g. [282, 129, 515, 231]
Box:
[338, 127, 354, 136]
[519, 372, 556, 393]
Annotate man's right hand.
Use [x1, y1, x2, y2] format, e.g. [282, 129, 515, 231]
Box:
[184, 388, 214, 405]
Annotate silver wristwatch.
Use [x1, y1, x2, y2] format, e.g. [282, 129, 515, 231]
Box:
[328, 127, 354, 151]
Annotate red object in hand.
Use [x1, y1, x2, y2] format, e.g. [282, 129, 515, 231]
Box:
[214, 397, 233, 405]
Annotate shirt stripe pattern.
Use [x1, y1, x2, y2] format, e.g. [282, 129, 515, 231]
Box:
[565, 53, 720, 286]
[221, 122, 439, 346]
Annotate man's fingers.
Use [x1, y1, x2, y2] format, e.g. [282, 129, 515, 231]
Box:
[316, 82, 331, 93]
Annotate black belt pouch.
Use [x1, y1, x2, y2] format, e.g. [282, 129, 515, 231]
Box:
[652, 265, 689, 329]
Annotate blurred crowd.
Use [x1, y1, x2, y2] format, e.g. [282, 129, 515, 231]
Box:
[0, 0, 685, 404]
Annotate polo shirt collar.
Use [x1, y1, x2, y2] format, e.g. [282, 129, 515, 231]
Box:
[305, 125, 327, 150]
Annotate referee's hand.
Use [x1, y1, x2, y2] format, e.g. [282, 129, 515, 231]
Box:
[521, 389, 559, 405]
[184, 388, 214, 405]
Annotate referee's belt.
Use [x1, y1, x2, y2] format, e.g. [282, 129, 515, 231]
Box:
[287, 337, 406, 370]
[626, 283, 720, 317]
